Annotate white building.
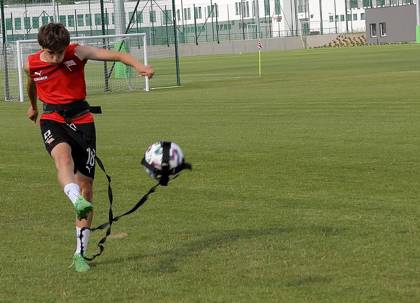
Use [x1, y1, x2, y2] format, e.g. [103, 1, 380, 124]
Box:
[1, 0, 393, 43]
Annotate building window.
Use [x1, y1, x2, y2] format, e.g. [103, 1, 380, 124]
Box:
[93, 13, 100, 25]
[24, 17, 31, 30]
[5, 18, 12, 30]
[370, 23, 377, 37]
[379, 22, 386, 37]
[243, 2, 249, 17]
[163, 10, 172, 24]
[77, 14, 84, 26]
[68, 15, 75, 27]
[137, 12, 143, 23]
[94, 13, 108, 25]
[208, 4, 218, 17]
[329, 16, 334, 22]
[274, 0, 281, 15]
[41, 15, 49, 26]
[350, 0, 359, 8]
[32, 17, 39, 29]
[340, 15, 345, 22]
[15, 18, 22, 30]
[129, 11, 135, 22]
[298, 0, 307, 13]
[150, 11, 156, 23]
[184, 8, 191, 20]
[85, 14, 92, 26]
[361, 13, 365, 20]
[264, 0, 270, 16]
[235, 2, 248, 17]
[353, 14, 357, 21]
[194, 7, 202, 19]
[59, 15, 66, 26]
[363, 0, 373, 7]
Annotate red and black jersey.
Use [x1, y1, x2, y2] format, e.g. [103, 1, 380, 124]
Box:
[28, 43, 93, 124]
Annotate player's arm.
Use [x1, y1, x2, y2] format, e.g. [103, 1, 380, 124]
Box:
[75, 45, 154, 79]
[25, 62, 38, 123]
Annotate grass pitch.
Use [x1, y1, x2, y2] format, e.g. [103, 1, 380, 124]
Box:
[1, 45, 420, 302]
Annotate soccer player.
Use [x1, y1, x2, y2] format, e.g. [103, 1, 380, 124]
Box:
[25, 23, 154, 272]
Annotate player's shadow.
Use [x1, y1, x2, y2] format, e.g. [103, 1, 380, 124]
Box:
[98, 225, 345, 273]
[98, 227, 285, 272]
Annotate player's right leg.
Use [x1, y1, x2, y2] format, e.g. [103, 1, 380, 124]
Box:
[41, 120, 93, 272]
[41, 120, 93, 219]
[50, 142, 93, 219]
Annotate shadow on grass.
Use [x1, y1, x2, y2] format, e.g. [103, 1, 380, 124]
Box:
[96, 225, 346, 273]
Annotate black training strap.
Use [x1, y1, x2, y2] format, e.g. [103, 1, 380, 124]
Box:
[140, 141, 192, 187]
[43, 100, 102, 123]
[57, 122, 117, 260]
[60, 123, 191, 261]
[80, 182, 160, 259]
[159, 141, 171, 186]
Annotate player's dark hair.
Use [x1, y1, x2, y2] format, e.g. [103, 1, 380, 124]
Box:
[38, 23, 70, 53]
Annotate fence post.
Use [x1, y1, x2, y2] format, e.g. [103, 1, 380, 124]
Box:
[211, 0, 215, 41]
[74, 9, 78, 36]
[165, 5, 170, 47]
[319, 0, 323, 35]
[193, 4, 198, 45]
[88, 0, 93, 35]
[227, 4, 231, 40]
[1, 0, 10, 101]
[241, 0, 245, 39]
[215, 3, 220, 43]
[171, 0, 181, 86]
[100, 0, 110, 92]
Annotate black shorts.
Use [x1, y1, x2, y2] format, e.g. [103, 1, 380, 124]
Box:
[40, 120, 96, 178]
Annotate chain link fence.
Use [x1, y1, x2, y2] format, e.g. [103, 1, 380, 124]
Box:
[0, 0, 418, 100]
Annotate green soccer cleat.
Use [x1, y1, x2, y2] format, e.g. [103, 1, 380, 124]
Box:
[71, 253, 90, 272]
[74, 197, 93, 219]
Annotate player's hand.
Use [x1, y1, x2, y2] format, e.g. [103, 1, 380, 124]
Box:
[139, 65, 154, 79]
[27, 106, 38, 123]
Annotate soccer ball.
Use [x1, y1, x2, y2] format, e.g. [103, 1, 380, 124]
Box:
[142, 141, 185, 182]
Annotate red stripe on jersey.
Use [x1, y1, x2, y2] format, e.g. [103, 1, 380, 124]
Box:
[28, 43, 93, 124]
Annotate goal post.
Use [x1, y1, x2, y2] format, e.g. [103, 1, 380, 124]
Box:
[16, 32, 150, 102]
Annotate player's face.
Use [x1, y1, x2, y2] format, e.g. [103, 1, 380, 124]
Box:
[41, 48, 65, 64]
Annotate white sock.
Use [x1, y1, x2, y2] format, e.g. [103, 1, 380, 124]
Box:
[64, 183, 81, 205]
[75, 226, 90, 255]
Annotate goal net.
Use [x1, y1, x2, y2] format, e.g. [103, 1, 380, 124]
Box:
[12, 33, 153, 102]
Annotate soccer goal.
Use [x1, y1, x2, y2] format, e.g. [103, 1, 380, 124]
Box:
[15, 32, 149, 102]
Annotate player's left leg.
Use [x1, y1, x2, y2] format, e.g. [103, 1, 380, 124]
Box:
[68, 122, 96, 272]
[72, 172, 94, 272]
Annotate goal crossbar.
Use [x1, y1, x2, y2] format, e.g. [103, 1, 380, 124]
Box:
[16, 32, 149, 102]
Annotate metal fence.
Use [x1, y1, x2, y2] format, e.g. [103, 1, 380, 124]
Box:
[1, 0, 418, 101]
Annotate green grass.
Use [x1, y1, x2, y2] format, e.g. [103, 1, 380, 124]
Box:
[1, 45, 420, 302]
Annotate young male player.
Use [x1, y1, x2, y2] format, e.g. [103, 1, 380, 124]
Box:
[25, 23, 154, 272]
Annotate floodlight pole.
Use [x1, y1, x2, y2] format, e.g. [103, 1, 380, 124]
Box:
[52, 0, 57, 22]
[319, 0, 323, 35]
[100, 0, 110, 92]
[417, 0, 420, 43]
[172, 0, 181, 86]
[1, 0, 10, 101]
[334, 0, 337, 34]
[344, 0, 349, 33]
[255, 0, 261, 38]
[114, 0, 126, 35]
